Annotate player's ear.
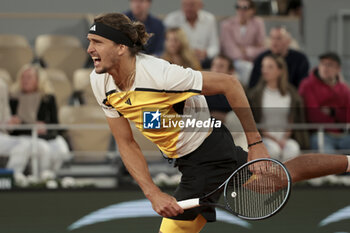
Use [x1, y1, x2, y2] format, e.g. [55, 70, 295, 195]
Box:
[116, 44, 129, 56]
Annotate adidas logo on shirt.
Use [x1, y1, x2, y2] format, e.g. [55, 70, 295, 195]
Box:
[125, 98, 132, 105]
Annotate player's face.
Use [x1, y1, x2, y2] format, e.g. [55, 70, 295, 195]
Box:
[318, 58, 340, 82]
[87, 34, 120, 74]
[261, 57, 281, 83]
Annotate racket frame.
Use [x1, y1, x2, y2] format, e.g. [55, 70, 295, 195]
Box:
[177, 158, 292, 220]
[223, 158, 292, 220]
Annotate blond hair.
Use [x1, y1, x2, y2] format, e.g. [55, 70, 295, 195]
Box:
[162, 27, 201, 70]
[11, 64, 54, 96]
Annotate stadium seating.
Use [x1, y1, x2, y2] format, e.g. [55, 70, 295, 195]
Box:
[35, 34, 87, 83]
[72, 68, 96, 106]
[43, 68, 72, 109]
[59, 105, 111, 159]
[0, 34, 34, 82]
[0, 68, 12, 87]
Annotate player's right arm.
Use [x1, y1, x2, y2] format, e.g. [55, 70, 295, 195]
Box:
[106, 116, 183, 217]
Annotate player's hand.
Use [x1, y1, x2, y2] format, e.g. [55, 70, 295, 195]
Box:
[148, 190, 184, 217]
[247, 142, 270, 161]
[247, 142, 270, 174]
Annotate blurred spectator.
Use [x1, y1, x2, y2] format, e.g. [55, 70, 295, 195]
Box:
[125, 0, 165, 56]
[286, 0, 303, 17]
[162, 27, 201, 70]
[0, 78, 32, 173]
[205, 54, 234, 118]
[299, 52, 350, 153]
[205, 54, 248, 151]
[164, 0, 219, 68]
[9, 64, 70, 174]
[0, 79, 11, 127]
[248, 54, 308, 162]
[220, 0, 266, 86]
[249, 26, 309, 89]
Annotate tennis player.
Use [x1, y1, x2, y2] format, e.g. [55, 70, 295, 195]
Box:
[88, 13, 350, 233]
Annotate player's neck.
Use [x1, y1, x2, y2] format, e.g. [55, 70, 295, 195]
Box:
[110, 56, 136, 91]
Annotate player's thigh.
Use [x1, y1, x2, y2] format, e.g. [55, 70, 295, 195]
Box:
[159, 215, 206, 233]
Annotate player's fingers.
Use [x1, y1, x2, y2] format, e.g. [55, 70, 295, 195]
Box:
[157, 203, 183, 217]
[174, 202, 184, 214]
[159, 207, 176, 218]
[154, 206, 170, 218]
[170, 202, 184, 217]
[250, 161, 269, 174]
[166, 204, 183, 217]
[166, 197, 184, 216]
[170, 197, 184, 212]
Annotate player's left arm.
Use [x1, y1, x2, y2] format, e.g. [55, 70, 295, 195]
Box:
[201, 71, 269, 161]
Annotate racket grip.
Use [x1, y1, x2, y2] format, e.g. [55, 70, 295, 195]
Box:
[177, 198, 200, 209]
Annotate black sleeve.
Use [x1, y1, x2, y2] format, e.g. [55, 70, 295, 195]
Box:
[9, 98, 18, 115]
[38, 95, 58, 124]
[37, 95, 60, 140]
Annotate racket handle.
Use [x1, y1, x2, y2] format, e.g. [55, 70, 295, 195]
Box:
[177, 198, 200, 209]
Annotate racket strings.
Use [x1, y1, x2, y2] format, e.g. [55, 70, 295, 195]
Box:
[225, 160, 289, 219]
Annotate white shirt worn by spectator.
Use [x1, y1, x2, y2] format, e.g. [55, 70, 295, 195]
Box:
[0, 79, 32, 174]
[260, 87, 300, 162]
[164, 10, 219, 59]
[261, 87, 291, 140]
[0, 79, 10, 127]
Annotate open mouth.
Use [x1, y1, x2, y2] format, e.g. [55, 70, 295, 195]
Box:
[92, 57, 101, 66]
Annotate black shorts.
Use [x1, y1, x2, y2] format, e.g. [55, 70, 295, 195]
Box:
[170, 124, 248, 222]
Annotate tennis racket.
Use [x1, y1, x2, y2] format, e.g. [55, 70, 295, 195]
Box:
[177, 158, 292, 220]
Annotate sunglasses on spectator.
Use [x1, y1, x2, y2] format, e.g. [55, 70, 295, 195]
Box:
[235, 5, 251, 10]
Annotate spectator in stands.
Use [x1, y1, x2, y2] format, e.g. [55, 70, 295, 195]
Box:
[248, 54, 308, 162]
[162, 27, 201, 70]
[286, 0, 303, 17]
[299, 52, 350, 153]
[9, 64, 70, 174]
[220, 0, 266, 86]
[125, 0, 165, 56]
[164, 0, 219, 68]
[0, 78, 32, 174]
[0, 79, 11, 128]
[249, 26, 309, 89]
[205, 54, 248, 151]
